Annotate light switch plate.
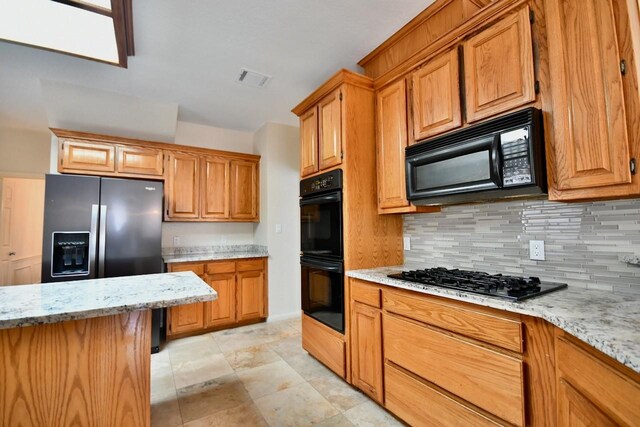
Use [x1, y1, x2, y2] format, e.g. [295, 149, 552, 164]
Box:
[529, 240, 545, 261]
[275, 224, 282, 233]
[403, 237, 411, 251]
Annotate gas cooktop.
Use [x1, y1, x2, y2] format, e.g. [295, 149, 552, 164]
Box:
[388, 267, 567, 301]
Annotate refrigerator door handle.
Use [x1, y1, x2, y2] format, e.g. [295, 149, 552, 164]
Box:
[89, 204, 99, 279]
[98, 204, 107, 278]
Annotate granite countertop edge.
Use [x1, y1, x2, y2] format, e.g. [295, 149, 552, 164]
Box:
[0, 272, 217, 330]
[163, 251, 269, 263]
[346, 267, 640, 374]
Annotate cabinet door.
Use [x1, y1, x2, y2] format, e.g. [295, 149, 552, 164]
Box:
[412, 48, 462, 140]
[318, 90, 342, 170]
[545, 0, 633, 193]
[169, 302, 205, 335]
[300, 108, 319, 177]
[230, 160, 259, 221]
[463, 7, 535, 122]
[376, 79, 410, 210]
[201, 157, 230, 219]
[116, 145, 163, 176]
[557, 379, 617, 427]
[166, 152, 200, 219]
[236, 269, 265, 321]
[350, 302, 383, 403]
[204, 273, 236, 327]
[60, 140, 116, 173]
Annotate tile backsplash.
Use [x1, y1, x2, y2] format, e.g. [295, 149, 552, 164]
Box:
[404, 198, 640, 294]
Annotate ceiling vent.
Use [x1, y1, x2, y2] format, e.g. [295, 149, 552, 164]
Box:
[237, 68, 272, 89]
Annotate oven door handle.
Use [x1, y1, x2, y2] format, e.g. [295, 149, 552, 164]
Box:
[300, 258, 343, 273]
[299, 192, 341, 206]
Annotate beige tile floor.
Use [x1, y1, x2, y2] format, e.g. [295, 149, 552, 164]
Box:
[151, 317, 404, 427]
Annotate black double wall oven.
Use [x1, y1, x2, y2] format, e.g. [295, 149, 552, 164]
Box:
[300, 169, 344, 333]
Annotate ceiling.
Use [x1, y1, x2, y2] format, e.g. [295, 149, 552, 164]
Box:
[0, 0, 434, 133]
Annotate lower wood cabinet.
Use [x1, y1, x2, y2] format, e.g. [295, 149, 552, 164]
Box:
[168, 258, 267, 337]
[350, 301, 383, 403]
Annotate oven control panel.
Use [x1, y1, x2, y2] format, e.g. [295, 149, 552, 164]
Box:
[500, 127, 533, 187]
[300, 169, 343, 196]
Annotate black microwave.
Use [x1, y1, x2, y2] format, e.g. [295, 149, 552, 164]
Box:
[405, 108, 547, 205]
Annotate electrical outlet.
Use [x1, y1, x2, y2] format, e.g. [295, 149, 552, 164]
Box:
[275, 224, 282, 233]
[529, 240, 545, 261]
[173, 236, 181, 246]
[403, 237, 411, 251]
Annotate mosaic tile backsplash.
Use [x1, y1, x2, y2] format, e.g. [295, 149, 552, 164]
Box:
[404, 198, 640, 295]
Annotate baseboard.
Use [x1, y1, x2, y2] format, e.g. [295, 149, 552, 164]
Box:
[267, 311, 301, 323]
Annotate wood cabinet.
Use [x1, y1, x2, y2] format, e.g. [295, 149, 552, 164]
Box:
[350, 301, 383, 403]
[60, 140, 116, 173]
[230, 160, 259, 221]
[167, 258, 267, 338]
[463, 6, 535, 123]
[116, 145, 163, 176]
[411, 48, 462, 140]
[375, 78, 441, 215]
[300, 108, 319, 177]
[201, 156, 230, 220]
[545, 0, 640, 200]
[166, 152, 200, 220]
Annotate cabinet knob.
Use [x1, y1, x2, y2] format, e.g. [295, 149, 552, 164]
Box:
[8, 252, 16, 256]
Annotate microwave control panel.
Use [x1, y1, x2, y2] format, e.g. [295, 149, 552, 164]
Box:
[500, 127, 533, 187]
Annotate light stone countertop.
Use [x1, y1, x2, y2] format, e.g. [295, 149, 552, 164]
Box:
[162, 244, 269, 264]
[0, 272, 217, 330]
[347, 266, 640, 374]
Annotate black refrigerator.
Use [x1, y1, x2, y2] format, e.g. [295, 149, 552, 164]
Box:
[41, 174, 164, 353]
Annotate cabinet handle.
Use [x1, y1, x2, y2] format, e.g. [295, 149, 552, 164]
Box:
[8, 252, 16, 256]
[621, 60, 627, 76]
[631, 158, 636, 175]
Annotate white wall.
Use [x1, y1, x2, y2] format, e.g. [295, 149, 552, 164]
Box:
[0, 127, 51, 176]
[253, 122, 301, 320]
[162, 121, 257, 248]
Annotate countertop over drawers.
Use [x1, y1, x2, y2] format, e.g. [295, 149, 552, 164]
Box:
[347, 266, 640, 374]
[162, 244, 269, 263]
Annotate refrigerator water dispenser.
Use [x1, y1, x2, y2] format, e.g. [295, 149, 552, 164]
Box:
[51, 232, 90, 277]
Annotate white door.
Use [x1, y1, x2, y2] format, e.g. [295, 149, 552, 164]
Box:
[0, 177, 45, 285]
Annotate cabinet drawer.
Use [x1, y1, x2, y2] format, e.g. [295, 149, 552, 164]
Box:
[302, 314, 345, 378]
[384, 313, 524, 426]
[350, 279, 381, 308]
[556, 334, 640, 425]
[169, 262, 205, 276]
[383, 289, 522, 352]
[237, 258, 264, 272]
[385, 363, 501, 427]
[206, 261, 236, 274]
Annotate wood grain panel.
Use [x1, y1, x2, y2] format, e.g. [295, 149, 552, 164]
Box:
[411, 48, 462, 140]
[236, 269, 265, 321]
[116, 145, 163, 176]
[350, 302, 383, 402]
[318, 90, 343, 170]
[383, 289, 523, 352]
[300, 108, 319, 177]
[166, 152, 200, 219]
[556, 332, 640, 425]
[0, 311, 150, 426]
[350, 279, 381, 308]
[545, 0, 632, 191]
[206, 260, 236, 274]
[463, 6, 536, 122]
[302, 314, 345, 378]
[384, 313, 525, 425]
[201, 156, 230, 219]
[385, 363, 501, 426]
[204, 273, 236, 327]
[60, 139, 116, 172]
[230, 160, 259, 221]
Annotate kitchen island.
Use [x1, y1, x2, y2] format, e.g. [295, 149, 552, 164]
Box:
[0, 271, 216, 426]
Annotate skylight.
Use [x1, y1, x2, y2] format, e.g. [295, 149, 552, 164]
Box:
[0, 0, 133, 67]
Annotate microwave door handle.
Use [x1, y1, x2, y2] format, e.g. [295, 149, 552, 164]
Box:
[490, 135, 502, 187]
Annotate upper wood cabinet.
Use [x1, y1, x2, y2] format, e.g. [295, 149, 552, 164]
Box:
[411, 48, 462, 140]
[60, 140, 116, 173]
[230, 160, 259, 221]
[318, 90, 343, 170]
[300, 108, 319, 177]
[116, 146, 163, 176]
[545, 0, 639, 200]
[201, 156, 230, 220]
[463, 6, 535, 123]
[166, 152, 200, 220]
